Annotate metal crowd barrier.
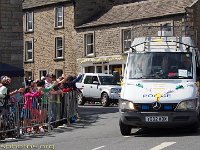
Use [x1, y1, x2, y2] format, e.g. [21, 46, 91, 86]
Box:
[0, 90, 78, 140]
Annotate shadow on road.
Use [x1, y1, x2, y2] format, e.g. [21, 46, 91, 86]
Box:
[1, 105, 119, 143]
[131, 127, 200, 137]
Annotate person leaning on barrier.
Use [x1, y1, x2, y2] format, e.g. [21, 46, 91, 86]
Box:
[0, 76, 24, 138]
[0, 76, 24, 109]
[62, 73, 83, 92]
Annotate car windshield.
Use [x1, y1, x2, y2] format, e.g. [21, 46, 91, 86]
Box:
[128, 52, 193, 79]
[99, 76, 119, 85]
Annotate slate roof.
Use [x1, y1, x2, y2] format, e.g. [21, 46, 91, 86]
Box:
[77, 0, 198, 28]
[23, 0, 71, 10]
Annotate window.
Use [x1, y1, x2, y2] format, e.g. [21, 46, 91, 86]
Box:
[55, 7, 63, 28]
[39, 70, 47, 79]
[85, 66, 94, 73]
[55, 69, 63, 78]
[25, 12, 33, 32]
[92, 76, 99, 84]
[96, 66, 102, 73]
[122, 29, 132, 52]
[25, 40, 33, 61]
[162, 23, 172, 31]
[84, 76, 93, 84]
[85, 33, 94, 56]
[158, 22, 173, 36]
[55, 37, 63, 58]
[25, 71, 32, 79]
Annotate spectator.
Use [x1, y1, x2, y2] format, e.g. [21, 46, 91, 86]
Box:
[20, 86, 42, 133]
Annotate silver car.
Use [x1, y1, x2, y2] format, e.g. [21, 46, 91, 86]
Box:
[76, 73, 121, 107]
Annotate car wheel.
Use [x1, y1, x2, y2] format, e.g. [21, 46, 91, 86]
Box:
[101, 92, 110, 107]
[77, 92, 85, 105]
[119, 119, 132, 136]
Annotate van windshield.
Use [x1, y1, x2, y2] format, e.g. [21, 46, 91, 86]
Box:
[128, 52, 193, 79]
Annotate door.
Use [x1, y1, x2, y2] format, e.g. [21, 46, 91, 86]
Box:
[83, 75, 93, 97]
[90, 76, 101, 98]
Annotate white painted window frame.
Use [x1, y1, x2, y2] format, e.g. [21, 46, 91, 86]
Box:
[55, 36, 64, 59]
[39, 70, 47, 79]
[84, 33, 94, 56]
[25, 12, 33, 32]
[55, 7, 64, 28]
[25, 39, 34, 62]
[122, 28, 132, 53]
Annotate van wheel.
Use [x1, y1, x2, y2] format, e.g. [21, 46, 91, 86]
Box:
[119, 119, 132, 136]
[101, 93, 110, 107]
[77, 92, 85, 105]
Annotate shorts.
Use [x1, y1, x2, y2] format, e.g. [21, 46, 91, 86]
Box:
[21, 108, 31, 119]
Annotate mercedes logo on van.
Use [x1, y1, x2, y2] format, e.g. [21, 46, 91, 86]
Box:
[152, 102, 161, 110]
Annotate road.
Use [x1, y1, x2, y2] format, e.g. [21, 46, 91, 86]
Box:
[2, 104, 200, 150]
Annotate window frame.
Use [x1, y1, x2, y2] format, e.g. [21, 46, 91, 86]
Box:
[55, 69, 63, 78]
[25, 71, 33, 79]
[55, 36, 64, 59]
[25, 12, 34, 32]
[121, 28, 132, 53]
[55, 6, 64, 28]
[24, 39, 34, 62]
[84, 33, 94, 57]
[39, 70, 47, 79]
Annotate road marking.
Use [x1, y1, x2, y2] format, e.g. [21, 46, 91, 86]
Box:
[92, 145, 105, 150]
[150, 142, 176, 150]
[123, 136, 131, 138]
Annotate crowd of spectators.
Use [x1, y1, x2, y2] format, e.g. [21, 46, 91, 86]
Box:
[0, 73, 82, 134]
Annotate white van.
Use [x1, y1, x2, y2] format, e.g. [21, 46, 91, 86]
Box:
[119, 36, 200, 135]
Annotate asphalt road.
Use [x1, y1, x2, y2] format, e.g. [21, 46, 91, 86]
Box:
[2, 104, 200, 150]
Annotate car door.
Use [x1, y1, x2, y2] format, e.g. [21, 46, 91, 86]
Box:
[90, 75, 101, 98]
[83, 75, 93, 98]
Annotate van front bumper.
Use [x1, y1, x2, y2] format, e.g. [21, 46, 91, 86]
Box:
[120, 110, 199, 128]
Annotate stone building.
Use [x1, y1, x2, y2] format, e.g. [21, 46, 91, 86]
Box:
[0, 0, 23, 89]
[22, 0, 77, 79]
[22, 0, 200, 78]
[75, 0, 200, 75]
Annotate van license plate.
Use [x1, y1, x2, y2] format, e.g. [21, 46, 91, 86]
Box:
[145, 116, 168, 122]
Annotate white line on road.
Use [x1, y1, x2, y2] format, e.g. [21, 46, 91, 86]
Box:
[123, 136, 131, 138]
[91, 145, 105, 150]
[150, 142, 176, 150]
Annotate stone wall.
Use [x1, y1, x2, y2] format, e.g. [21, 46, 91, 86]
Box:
[192, 0, 200, 50]
[0, 0, 23, 89]
[0, 0, 23, 67]
[23, 3, 77, 80]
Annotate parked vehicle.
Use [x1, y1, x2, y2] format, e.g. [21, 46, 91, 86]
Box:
[119, 32, 200, 135]
[76, 73, 121, 107]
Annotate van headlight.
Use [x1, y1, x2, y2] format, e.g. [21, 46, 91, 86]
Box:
[119, 99, 135, 110]
[111, 88, 121, 94]
[176, 99, 198, 111]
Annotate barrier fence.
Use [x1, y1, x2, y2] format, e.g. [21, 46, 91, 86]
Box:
[0, 90, 78, 140]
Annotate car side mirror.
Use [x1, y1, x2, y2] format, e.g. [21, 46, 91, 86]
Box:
[93, 81, 99, 84]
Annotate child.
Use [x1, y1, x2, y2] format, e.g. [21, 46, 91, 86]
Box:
[21, 86, 42, 133]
